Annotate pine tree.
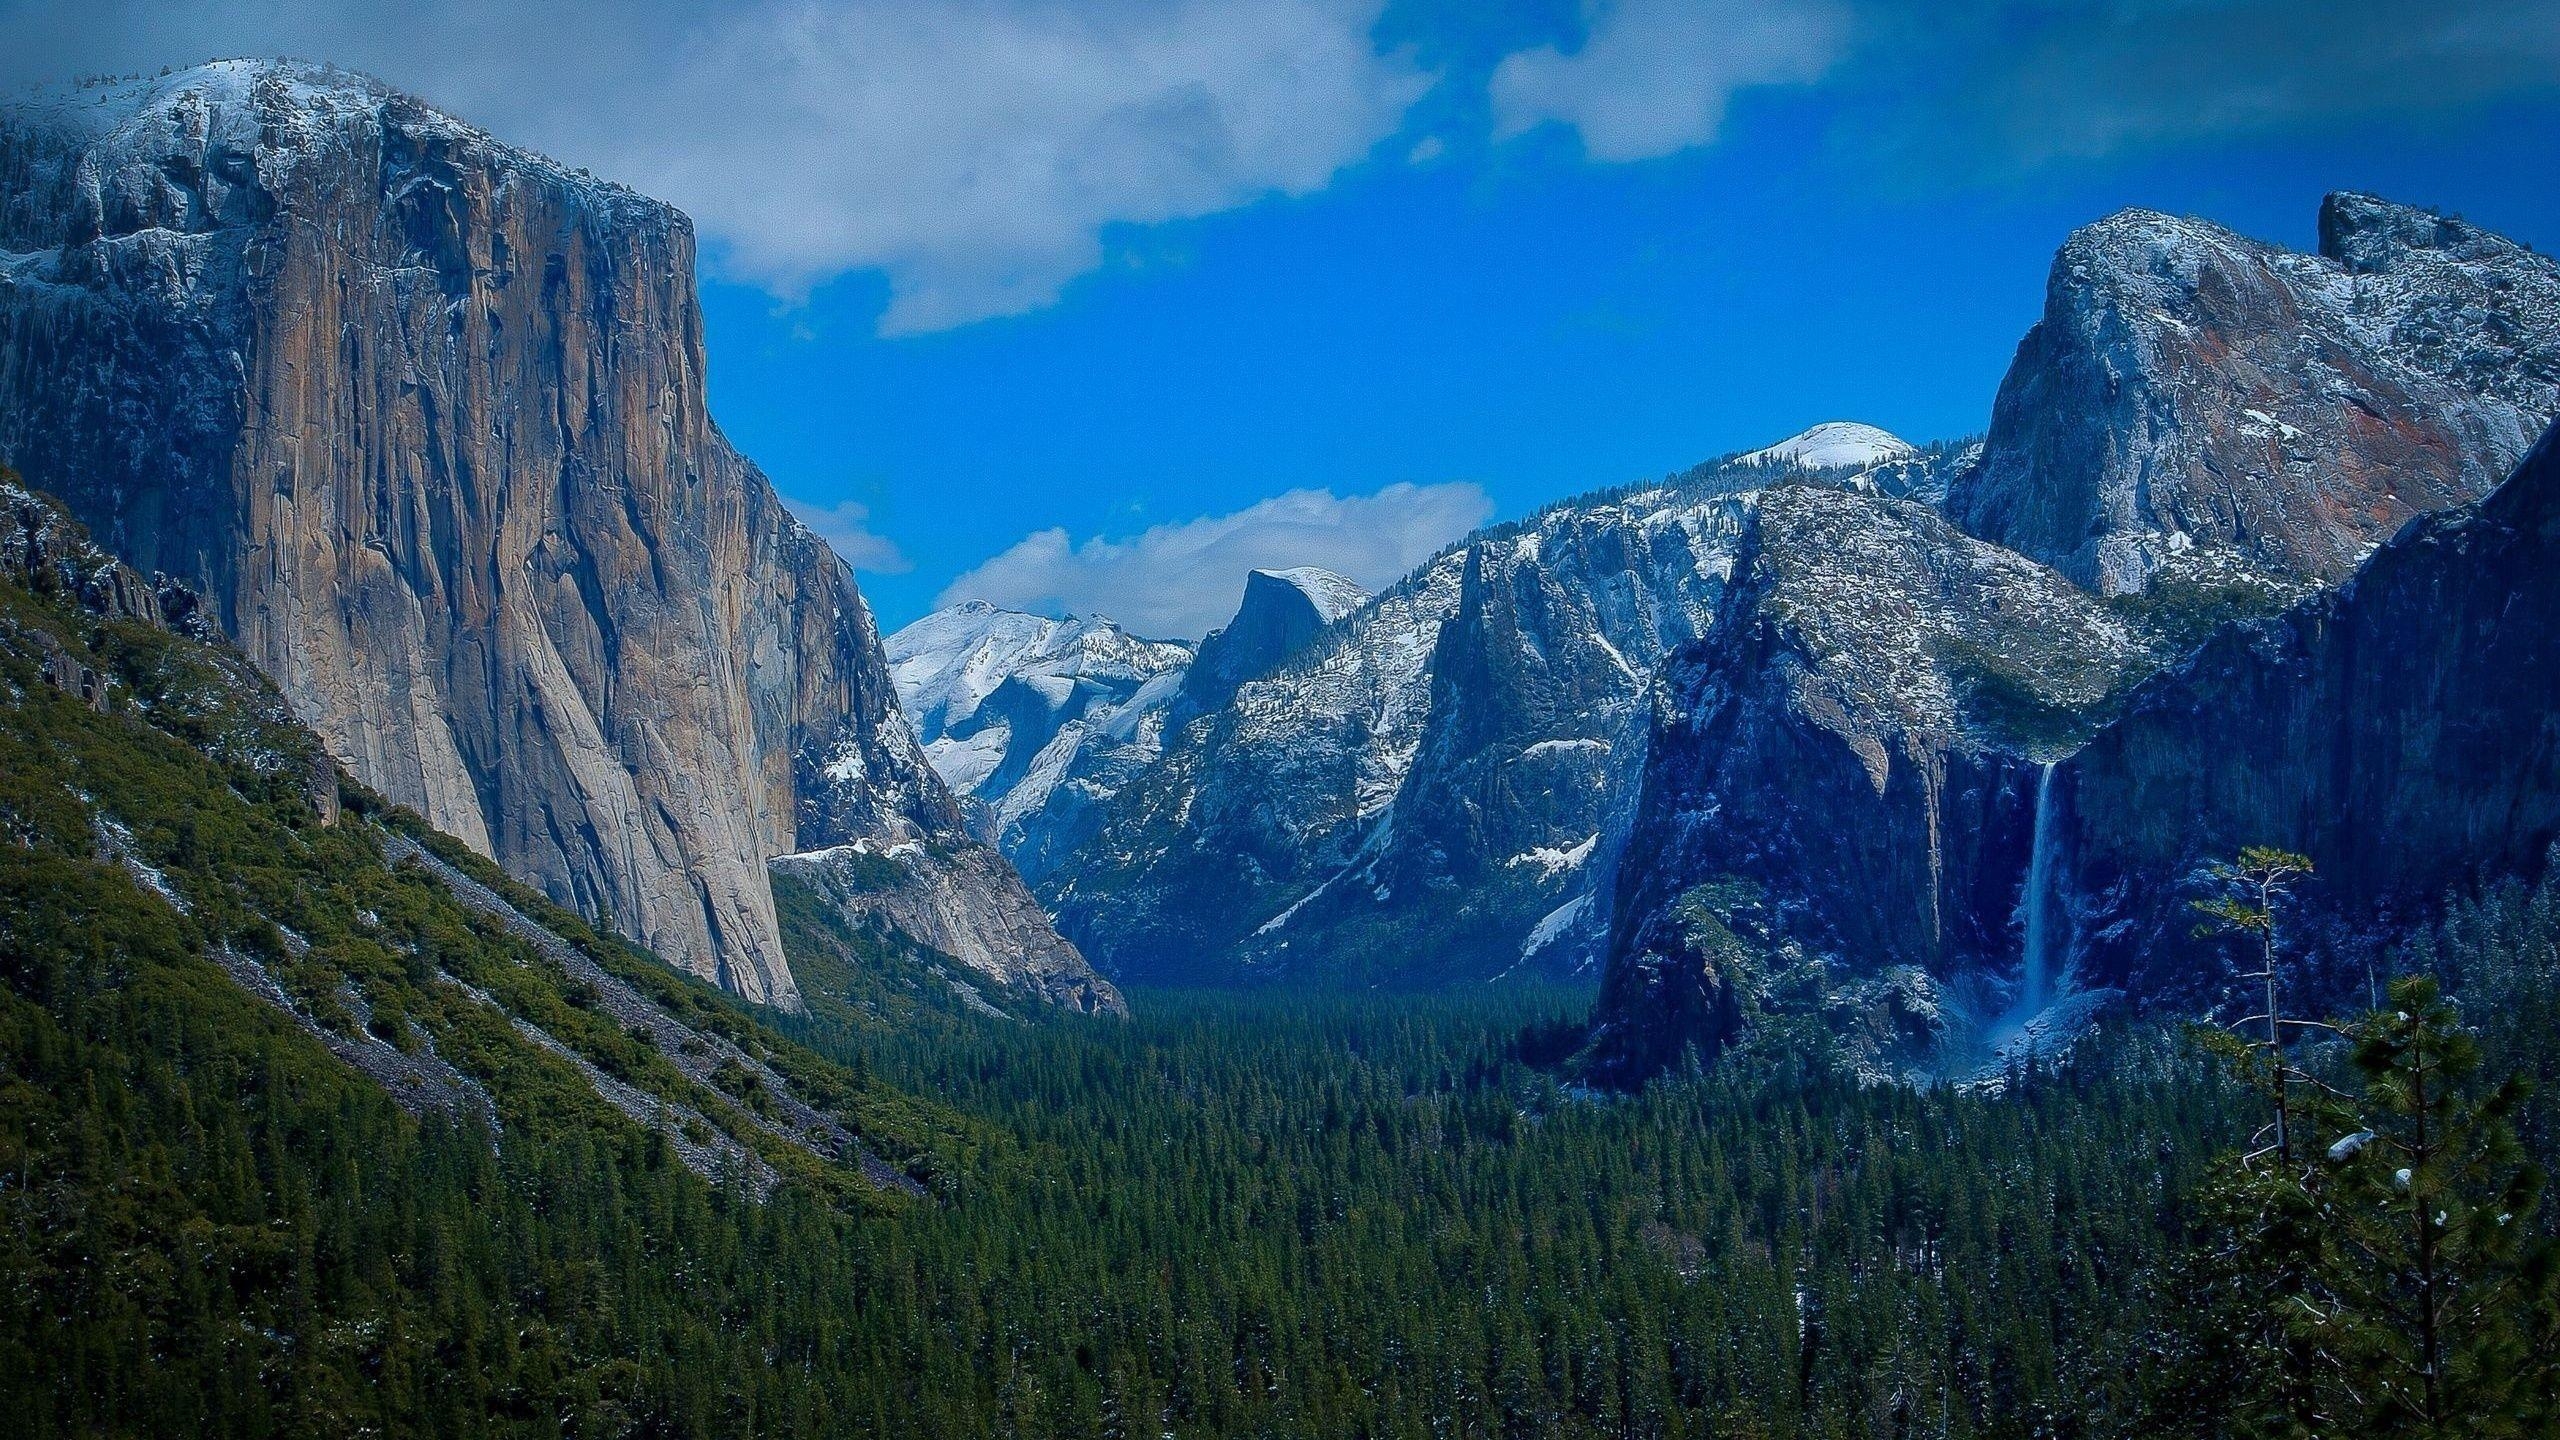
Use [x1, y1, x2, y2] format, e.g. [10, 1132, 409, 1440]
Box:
[2192, 847, 2317, 1169]
[2308, 978, 2559, 1435]
[2178, 976, 2560, 1437]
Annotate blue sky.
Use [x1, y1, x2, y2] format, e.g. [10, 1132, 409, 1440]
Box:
[704, 88, 2560, 633]
[17, 0, 2560, 635]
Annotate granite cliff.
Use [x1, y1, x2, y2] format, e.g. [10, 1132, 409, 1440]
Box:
[1047, 434, 1975, 987]
[1583, 196, 2560, 1083]
[0, 62, 1108, 1011]
[1580, 486, 2160, 1085]
[2055, 418, 2560, 1001]
[1948, 194, 2560, 596]
[1179, 566, 1368, 713]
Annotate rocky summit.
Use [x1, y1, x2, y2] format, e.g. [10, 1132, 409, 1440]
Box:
[1580, 485, 2162, 1086]
[0, 62, 1106, 1011]
[1578, 195, 2560, 1085]
[1180, 565, 1370, 714]
[1949, 193, 2560, 596]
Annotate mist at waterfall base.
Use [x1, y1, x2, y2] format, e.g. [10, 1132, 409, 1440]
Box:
[1969, 763, 2113, 1079]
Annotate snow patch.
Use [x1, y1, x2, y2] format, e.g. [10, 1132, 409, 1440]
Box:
[1521, 892, 1591, 956]
[1506, 834, 1597, 879]
[1738, 422, 1916, 473]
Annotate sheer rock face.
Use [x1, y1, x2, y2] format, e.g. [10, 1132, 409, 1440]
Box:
[1180, 567, 1366, 714]
[1947, 194, 2560, 596]
[0, 62, 1088, 1010]
[1580, 488, 2158, 1084]
[2057, 420, 2560, 1000]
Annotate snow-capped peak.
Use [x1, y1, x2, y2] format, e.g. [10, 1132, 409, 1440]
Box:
[1254, 567, 1369, 625]
[885, 603, 1189, 742]
[1739, 422, 1916, 473]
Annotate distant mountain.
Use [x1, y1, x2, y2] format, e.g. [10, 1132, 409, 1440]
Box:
[1949, 194, 2560, 595]
[0, 61, 1110, 1012]
[1046, 429, 1972, 988]
[886, 602, 1193, 879]
[1737, 421, 1917, 472]
[1181, 567, 1370, 714]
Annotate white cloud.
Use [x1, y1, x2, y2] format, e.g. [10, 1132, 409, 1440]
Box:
[785, 497, 911, 574]
[941, 481, 1493, 638]
[7, 0, 1431, 334]
[1489, 0, 1848, 162]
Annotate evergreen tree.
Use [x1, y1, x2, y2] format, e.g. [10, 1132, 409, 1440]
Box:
[2193, 847, 2318, 1169]
[2174, 976, 2560, 1437]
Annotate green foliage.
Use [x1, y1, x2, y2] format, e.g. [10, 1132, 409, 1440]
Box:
[9, 510, 2560, 1437]
[2153, 973, 2560, 1437]
[2107, 571, 2301, 654]
[1930, 630, 2139, 756]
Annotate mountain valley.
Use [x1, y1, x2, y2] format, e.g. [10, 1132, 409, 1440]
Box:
[4, 48, 2559, 1440]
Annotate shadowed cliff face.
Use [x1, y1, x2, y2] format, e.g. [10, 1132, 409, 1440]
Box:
[1180, 567, 1366, 715]
[1580, 488, 2158, 1086]
[2058, 419, 2560, 1001]
[1576, 199, 2560, 1085]
[1046, 469, 1756, 988]
[1948, 194, 2560, 596]
[0, 62, 1083, 1010]
[1046, 441, 1979, 990]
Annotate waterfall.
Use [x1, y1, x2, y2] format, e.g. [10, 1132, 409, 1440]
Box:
[2017, 762, 2065, 1016]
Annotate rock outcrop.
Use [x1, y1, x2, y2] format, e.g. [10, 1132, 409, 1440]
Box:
[0, 62, 1101, 1011]
[1947, 194, 2560, 595]
[772, 839, 1125, 1015]
[1580, 486, 2160, 1085]
[2055, 417, 2560, 1000]
[1180, 566, 1367, 714]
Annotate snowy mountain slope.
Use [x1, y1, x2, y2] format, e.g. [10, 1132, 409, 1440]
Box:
[1737, 422, 1917, 472]
[1044, 436, 1978, 987]
[885, 602, 1192, 877]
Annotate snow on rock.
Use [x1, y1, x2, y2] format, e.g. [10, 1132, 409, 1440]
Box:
[1521, 893, 1593, 957]
[1044, 444, 1976, 988]
[1260, 566, 1370, 623]
[1948, 194, 2560, 594]
[1738, 422, 1917, 473]
[884, 601, 1192, 876]
[0, 59, 1030, 1013]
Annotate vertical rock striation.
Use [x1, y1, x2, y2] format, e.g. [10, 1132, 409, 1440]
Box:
[1047, 434, 1974, 987]
[2058, 419, 2560, 1000]
[0, 62, 1098, 1010]
[1580, 487, 2158, 1084]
